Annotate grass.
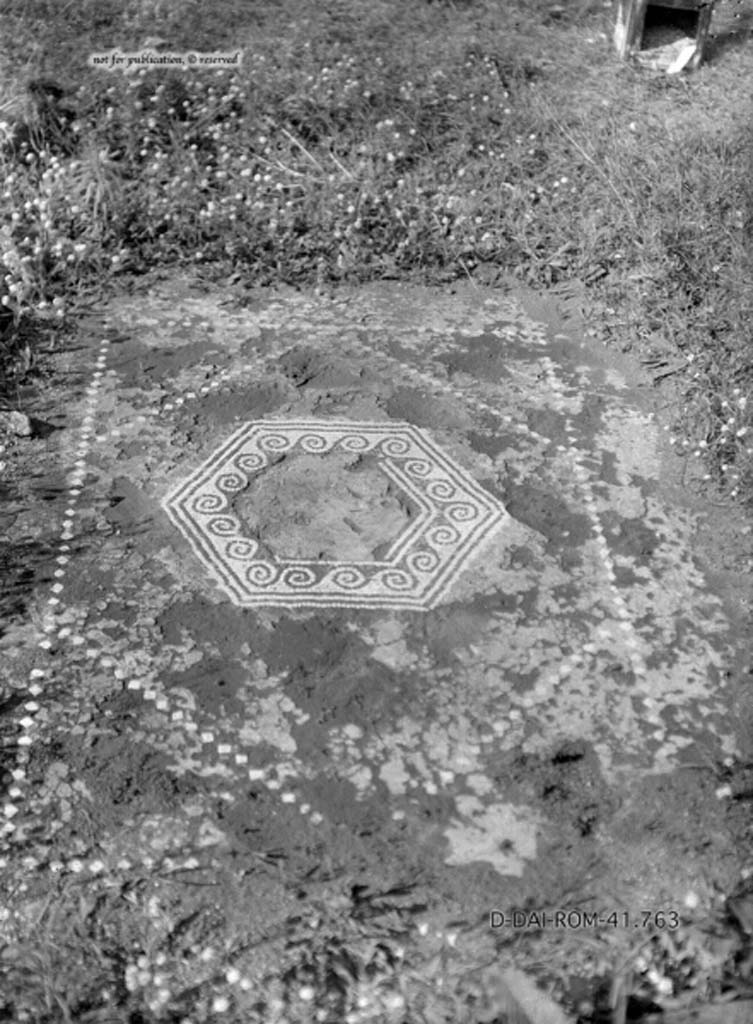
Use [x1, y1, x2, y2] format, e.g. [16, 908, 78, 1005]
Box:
[2, 0, 753, 1021]
[0, 0, 751, 507]
[0, 842, 746, 1023]
[0, 0, 752, 504]
[0, 857, 431, 1024]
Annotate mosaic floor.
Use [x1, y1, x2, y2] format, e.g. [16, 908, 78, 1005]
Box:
[0, 276, 746, 919]
[162, 418, 509, 609]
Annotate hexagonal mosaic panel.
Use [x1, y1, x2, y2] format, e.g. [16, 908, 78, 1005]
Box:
[162, 419, 509, 609]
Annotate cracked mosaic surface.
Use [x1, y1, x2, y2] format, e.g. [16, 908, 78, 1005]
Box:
[0, 276, 749, 917]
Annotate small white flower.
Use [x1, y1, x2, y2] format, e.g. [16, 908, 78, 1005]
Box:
[124, 965, 140, 992]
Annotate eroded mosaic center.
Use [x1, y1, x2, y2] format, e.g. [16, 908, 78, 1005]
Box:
[162, 419, 509, 609]
[230, 451, 414, 562]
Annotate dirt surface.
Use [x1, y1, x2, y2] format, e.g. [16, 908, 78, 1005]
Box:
[2, 272, 753, 1019]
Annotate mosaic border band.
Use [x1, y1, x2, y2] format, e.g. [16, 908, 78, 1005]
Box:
[162, 419, 509, 610]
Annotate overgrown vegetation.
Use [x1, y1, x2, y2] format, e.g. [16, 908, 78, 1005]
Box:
[1, 843, 750, 1023]
[1, 0, 753, 500]
[1, 0, 753, 498]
